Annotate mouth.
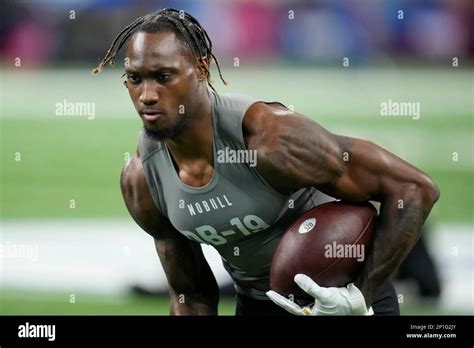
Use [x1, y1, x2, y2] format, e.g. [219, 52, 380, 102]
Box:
[141, 110, 163, 122]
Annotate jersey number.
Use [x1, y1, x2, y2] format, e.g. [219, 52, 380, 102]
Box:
[181, 215, 270, 245]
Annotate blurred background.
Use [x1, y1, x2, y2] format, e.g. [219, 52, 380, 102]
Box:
[0, 0, 472, 315]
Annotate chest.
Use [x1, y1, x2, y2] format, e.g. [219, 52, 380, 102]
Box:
[163, 164, 288, 248]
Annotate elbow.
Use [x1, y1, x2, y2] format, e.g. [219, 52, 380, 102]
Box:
[424, 176, 440, 206]
[416, 174, 440, 208]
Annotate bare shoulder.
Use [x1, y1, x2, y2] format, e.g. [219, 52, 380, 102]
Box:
[242, 101, 331, 148]
[242, 101, 289, 142]
[242, 101, 350, 194]
[120, 150, 150, 211]
[120, 150, 168, 237]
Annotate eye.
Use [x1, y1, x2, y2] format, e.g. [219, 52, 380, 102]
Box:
[157, 73, 171, 83]
[127, 74, 141, 84]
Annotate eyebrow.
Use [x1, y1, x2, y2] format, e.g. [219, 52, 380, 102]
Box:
[124, 66, 179, 74]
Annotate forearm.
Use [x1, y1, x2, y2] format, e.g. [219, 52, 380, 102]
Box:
[354, 184, 439, 305]
[170, 293, 218, 315]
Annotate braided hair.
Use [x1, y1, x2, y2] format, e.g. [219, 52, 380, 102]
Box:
[92, 8, 226, 91]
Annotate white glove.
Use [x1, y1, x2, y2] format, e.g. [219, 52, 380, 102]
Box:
[266, 274, 374, 316]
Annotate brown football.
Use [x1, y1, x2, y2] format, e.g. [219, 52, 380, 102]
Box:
[270, 200, 377, 303]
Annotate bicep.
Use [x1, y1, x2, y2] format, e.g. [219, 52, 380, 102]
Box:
[254, 114, 350, 195]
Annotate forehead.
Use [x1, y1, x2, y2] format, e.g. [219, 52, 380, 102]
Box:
[125, 31, 192, 69]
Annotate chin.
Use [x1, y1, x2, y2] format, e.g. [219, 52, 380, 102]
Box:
[144, 125, 183, 141]
[144, 115, 188, 141]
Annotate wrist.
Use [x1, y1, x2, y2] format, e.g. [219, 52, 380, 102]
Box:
[347, 283, 373, 315]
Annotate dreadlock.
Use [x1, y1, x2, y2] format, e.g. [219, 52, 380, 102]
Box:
[92, 8, 227, 92]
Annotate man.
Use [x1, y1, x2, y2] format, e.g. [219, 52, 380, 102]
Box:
[94, 9, 439, 315]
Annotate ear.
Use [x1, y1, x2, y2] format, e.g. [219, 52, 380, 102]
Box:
[197, 57, 210, 82]
[121, 73, 128, 88]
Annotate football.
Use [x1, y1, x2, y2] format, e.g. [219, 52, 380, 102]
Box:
[270, 200, 377, 303]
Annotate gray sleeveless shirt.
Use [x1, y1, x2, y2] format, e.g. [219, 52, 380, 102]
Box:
[138, 91, 330, 300]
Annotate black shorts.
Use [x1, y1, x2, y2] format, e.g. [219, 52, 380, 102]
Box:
[235, 280, 400, 315]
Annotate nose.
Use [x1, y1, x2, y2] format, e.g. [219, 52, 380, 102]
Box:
[139, 81, 159, 105]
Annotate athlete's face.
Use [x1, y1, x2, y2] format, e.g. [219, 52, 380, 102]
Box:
[125, 31, 205, 140]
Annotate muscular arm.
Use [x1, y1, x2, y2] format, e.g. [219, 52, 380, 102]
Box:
[120, 151, 219, 315]
[244, 103, 440, 306]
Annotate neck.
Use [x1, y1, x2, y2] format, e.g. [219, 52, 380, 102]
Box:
[164, 90, 213, 164]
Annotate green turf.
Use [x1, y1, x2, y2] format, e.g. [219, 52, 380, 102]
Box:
[0, 290, 469, 315]
[1, 119, 139, 218]
[0, 290, 236, 315]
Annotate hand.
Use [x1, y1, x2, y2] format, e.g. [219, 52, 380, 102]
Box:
[266, 274, 374, 316]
